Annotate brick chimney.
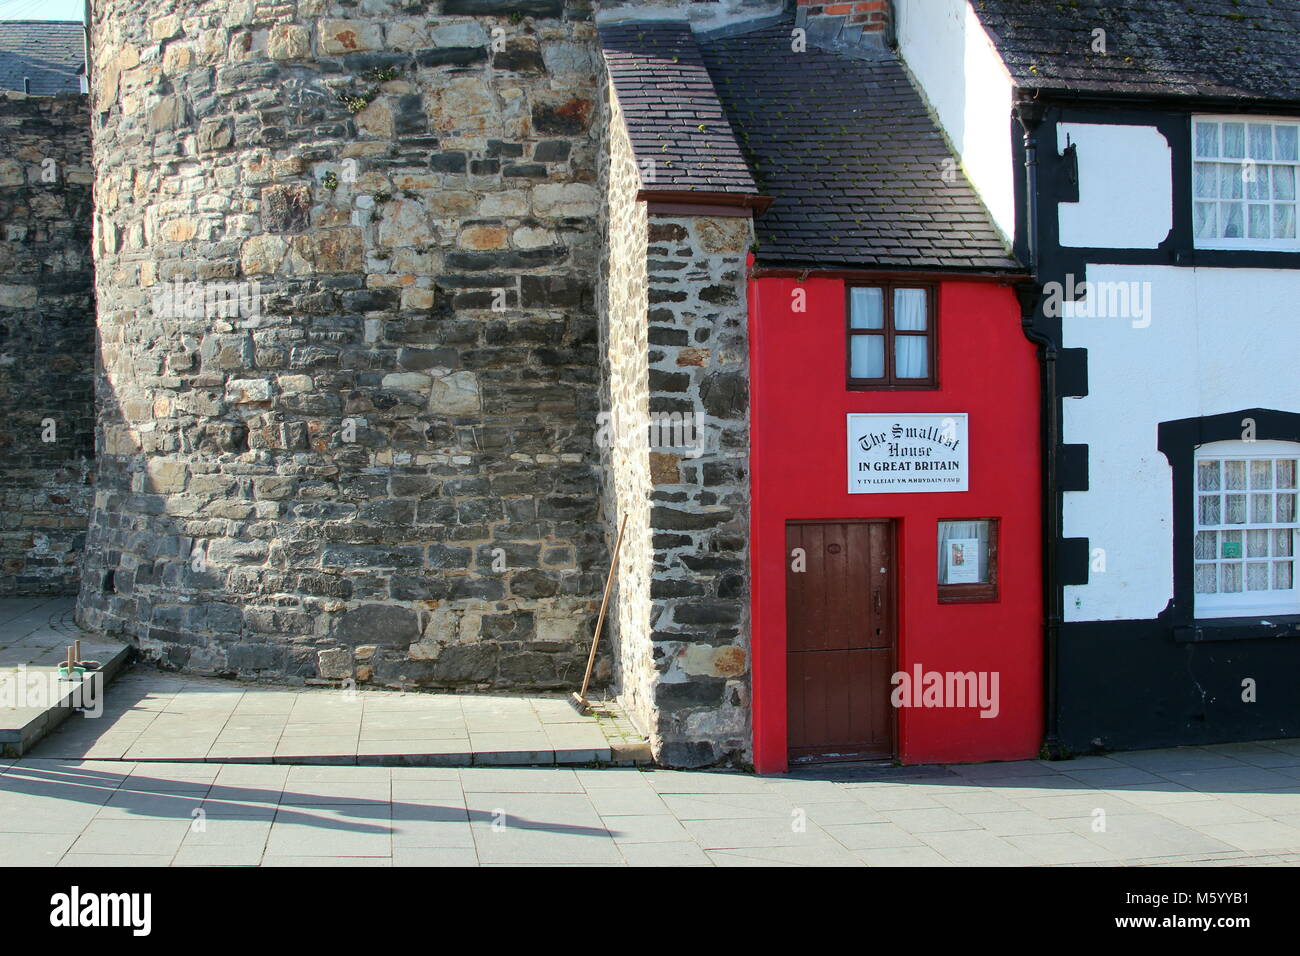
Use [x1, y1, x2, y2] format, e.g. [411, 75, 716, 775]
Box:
[795, 0, 894, 52]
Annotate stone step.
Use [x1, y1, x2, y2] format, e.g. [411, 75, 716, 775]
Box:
[0, 640, 133, 757]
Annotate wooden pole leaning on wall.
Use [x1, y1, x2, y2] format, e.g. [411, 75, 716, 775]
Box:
[571, 513, 629, 716]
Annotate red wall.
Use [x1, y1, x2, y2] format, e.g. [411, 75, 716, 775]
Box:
[748, 274, 1043, 773]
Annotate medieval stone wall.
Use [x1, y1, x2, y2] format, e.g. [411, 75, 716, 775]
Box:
[78, 0, 611, 690]
[0, 92, 95, 597]
[594, 73, 653, 738]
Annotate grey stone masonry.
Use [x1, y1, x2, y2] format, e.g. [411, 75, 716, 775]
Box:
[77, 0, 612, 692]
[0, 92, 95, 597]
[596, 61, 752, 768]
[642, 213, 751, 768]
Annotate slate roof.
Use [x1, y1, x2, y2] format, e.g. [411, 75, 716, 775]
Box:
[0, 20, 84, 95]
[698, 19, 1019, 271]
[971, 0, 1300, 102]
[598, 21, 759, 196]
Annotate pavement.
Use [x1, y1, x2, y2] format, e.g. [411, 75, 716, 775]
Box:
[31, 670, 649, 766]
[4, 597, 1300, 866]
[3, 744, 1300, 866]
[0, 596, 647, 766]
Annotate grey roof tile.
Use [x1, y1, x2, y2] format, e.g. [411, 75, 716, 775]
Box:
[0, 20, 84, 96]
[972, 0, 1300, 101]
[599, 20, 759, 195]
[698, 18, 1019, 271]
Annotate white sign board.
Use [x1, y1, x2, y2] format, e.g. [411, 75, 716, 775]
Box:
[847, 413, 969, 494]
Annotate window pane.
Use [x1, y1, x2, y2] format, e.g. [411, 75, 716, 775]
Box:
[1276, 562, 1293, 590]
[1273, 164, 1295, 200]
[1195, 563, 1218, 594]
[1278, 494, 1296, 523]
[1251, 494, 1273, 523]
[1199, 495, 1221, 525]
[893, 289, 927, 330]
[1249, 123, 1274, 160]
[850, 287, 884, 329]
[1195, 122, 1219, 158]
[1221, 562, 1243, 592]
[850, 335, 884, 378]
[1225, 460, 1246, 489]
[1278, 460, 1297, 489]
[1198, 460, 1221, 491]
[1226, 494, 1247, 523]
[1277, 124, 1299, 161]
[1195, 530, 1217, 559]
[1247, 562, 1270, 590]
[937, 520, 992, 586]
[1274, 205, 1297, 239]
[1248, 204, 1271, 239]
[1194, 163, 1218, 198]
[1222, 529, 1242, 556]
[1221, 202, 1243, 237]
[1275, 529, 1293, 557]
[1247, 529, 1270, 557]
[1194, 201, 1217, 238]
[1223, 122, 1245, 158]
[894, 336, 928, 379]
[1219, 164, 1243, 199]
[1246, 164, 1270, 200]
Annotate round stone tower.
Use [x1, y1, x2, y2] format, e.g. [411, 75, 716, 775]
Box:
[78, 0, 609, 690]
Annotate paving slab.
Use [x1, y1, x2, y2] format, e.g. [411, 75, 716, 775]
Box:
[30, 666, 646, 768]
[2, 746, 1299, 865]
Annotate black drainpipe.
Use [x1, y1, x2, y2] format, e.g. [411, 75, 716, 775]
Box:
[1013, 96, 1064, 759]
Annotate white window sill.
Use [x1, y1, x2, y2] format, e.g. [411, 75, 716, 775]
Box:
[1192, 241, 1300, 253]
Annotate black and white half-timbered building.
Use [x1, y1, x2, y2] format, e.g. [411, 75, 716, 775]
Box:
[895, 0, 1300, 754]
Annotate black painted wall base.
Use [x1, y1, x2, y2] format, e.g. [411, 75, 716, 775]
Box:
[1058, 620, 1300, 754]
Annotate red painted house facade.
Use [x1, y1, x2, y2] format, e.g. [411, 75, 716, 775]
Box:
[699, 16, 1044, 773]
[599, 9, 1046, 769]
[747, 274, 1042, 772]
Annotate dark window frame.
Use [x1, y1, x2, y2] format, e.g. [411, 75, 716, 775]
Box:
[845, 281, 939, 390]
[937, 517, 1000, 604]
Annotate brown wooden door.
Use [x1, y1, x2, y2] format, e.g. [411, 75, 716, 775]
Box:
[786, 520, 896, 763]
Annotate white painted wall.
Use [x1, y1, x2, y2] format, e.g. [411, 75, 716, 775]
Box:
[1061, 264, 1300, 622]
[1057, 123, 1173, 249]
[895, 0, 1017, 242]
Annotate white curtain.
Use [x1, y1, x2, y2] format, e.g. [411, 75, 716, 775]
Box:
[894, 289, 927, 379]
[851, 287, 884, 329]
[937, 520, 989, 585]
[895, 337, 927, 379]
[851, 336, 884, 379]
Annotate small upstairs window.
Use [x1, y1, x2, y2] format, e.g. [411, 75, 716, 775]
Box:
[1193, 117, 1300, 251]
[847, 284, 936, 389]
